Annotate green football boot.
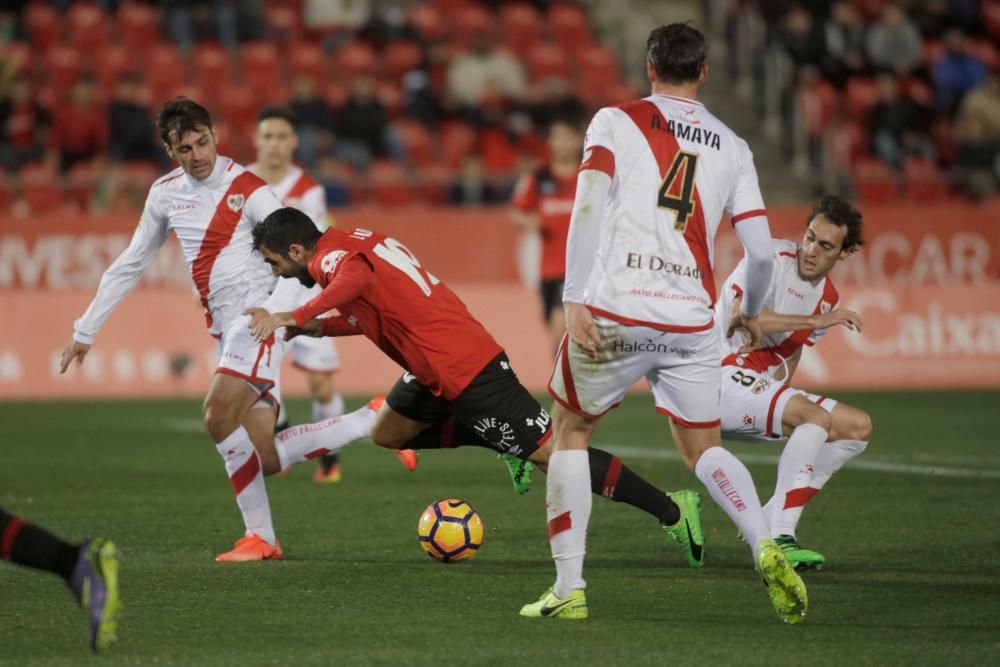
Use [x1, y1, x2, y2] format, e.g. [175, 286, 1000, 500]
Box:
[499, 453, 532, 495]
[519, 587, 588, 620]
[70, 538, 121, 652]
[775, 534, 826, 571]
[663, 490, 705, 569]
[756, 539, 808, 624]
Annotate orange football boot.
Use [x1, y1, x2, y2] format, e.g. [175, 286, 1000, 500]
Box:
[367, 395, 386, 412]
[395, 449, 418, 471]
[313, 461, 342, 484]
[215, 534, 283, 562]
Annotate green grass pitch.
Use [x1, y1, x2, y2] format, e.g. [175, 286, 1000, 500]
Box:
[2, 390, 999, 666]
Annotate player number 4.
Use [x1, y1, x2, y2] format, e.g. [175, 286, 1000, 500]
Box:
[657, 151, 699, 232]
[373, 237, 441, 297]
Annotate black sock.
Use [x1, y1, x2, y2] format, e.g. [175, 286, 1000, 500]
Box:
[588, 448, 680, 525]
[1, 508, 79, 581]
[320, 452, 340, 469]
[403, 419, 497, 452]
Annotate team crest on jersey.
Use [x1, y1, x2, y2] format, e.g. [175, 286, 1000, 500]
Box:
[751, 376, 771, 394]
[321, 250, 348, 275]
[226, 194, 245, 212]
[820, 300, 833, 314]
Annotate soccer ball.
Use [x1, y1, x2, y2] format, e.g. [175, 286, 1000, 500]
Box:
[417, 498, 484, 562]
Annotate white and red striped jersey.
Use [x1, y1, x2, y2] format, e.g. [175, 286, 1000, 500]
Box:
[73, 156, 283, 343]
[248, 164, 327, 229]
[716, 239, 840, 374]
[570, 94, 766, 331]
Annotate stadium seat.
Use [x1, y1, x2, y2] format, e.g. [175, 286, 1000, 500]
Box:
[375, 80, 404, 119]
[218, 84, 258, 137]
[23, 2, 61, 50]
[480, 127, 518, 173]
[369, 160, 416, 207]
[439, 120, 478, 168]
[324, 82, 349, 108]
[240, 42, 282, 98]
[334, 41, 377, 82]
[95, 44, 132, 97]
[921, 40, 944, 68]
[287, 42, 327, 85]
[382, 40, 424, 82]
[0, 170, 11, 215]
[44, 45, 83, 92]
[416, 164, 454, 204]
[18, 163, 65, 214]
[903, 78, 934, 107]
[967, 39, 999, 69]
[66, 160, 100, 210]
[526, 43, 571, 81]
[407, 4, 447, 42]
[192, 43, 233, 93]
[845, 77, 879, 120]
[1, 42, 33, 78]
[393, 119, 434, 167]
[547, 3, 591, 49]
[575, 44, 619, 88]
[264, 3, 303, 42]
[931, 118, 955, 165]
[67, 2, 109, 51]
[500, 3, 542, 51]
[853, 158, 896, 203]
[450, 5, 492, 48]
[903, 158, 948, 201]
[117, 2, 160, 51]
[144, 43, 186, 101]
[986, 2, 1000, 41]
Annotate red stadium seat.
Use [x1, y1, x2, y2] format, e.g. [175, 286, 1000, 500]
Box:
[335, 41, 377, 82]
[288, 42, 327, 85]
[439, 120, 477, 168]
[853, 158, 896, 203]
[393, 119, 434, 167]
[264, 4, 303, 42]
[23, 2, 61, 50]
[95, 44, 132, 96]
[324, 82, 349, 108]
[902, 158, 948, 201]
[930, 118, 955, 165]
[845, 77, 880, 120]
[407, 4, 447, 42]
[480, 127, 518, 173]
[921, 40, 944, 67]
[145, 43, 186, 103]
[192, 43, 233, 93]
[383, 40, 424, 82]
[241, 42, 282, 98]
[18, 163, 64, 214]
[1, 42, 33, 77]
[375, 80, 403, 119]
[967, 39, 999, 69]
[0, 170, 11, 214]
[500, 3, 542, 51]
[986, 2, 1000, 41]
[121, 161, 157, 190]
[118, 2, 161, 51]
[369, 161, 416, 207]
[526, 43, 571, 81]
[903, 78, 934, 107]
[218, 84, 258, 136]
[45, 46, 83, 92]
[67, 160, 100, 209]
[416, 164, 454, 204]
[67, 2, 109, 51]
[575, 44, 619, 88]
[547, 3, 591, 49]
[450, 5, 492, 47]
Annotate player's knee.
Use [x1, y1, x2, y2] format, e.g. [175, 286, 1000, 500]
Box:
[806, 405, 834, 432]
[202, 398, 240, 442]
[849, 411, 873, 441]
[369, 422, 403, 450]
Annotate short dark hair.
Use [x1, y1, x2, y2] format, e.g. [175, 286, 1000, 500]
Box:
[647, 24, 706, 84]
[256, 106, 298, 130]
[252, 207, 323, 256]
[808, 195, 865, 254]
[157, 97, 213, 145]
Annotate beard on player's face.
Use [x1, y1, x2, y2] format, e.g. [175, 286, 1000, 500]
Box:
[294, 266, 316, 287]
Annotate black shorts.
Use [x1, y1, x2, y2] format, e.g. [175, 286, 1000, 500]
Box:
[539, 278, 564, 323]
[385, 352, 552, 458]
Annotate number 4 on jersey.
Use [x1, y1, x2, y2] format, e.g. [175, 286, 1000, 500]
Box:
[657, 151, 699, 232]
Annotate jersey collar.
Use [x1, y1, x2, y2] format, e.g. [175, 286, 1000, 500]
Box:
[653, 94, 704, 107]
[185, 155, 231, 189]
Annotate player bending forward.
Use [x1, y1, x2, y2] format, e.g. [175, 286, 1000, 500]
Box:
[718, 195, 873, 570]
[521, 24, 808, 624]
[60, 99, 405, 563]
[245, 208, 709, 569]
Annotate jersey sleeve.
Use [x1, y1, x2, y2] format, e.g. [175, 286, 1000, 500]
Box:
[511, 172, 539, 212]
[299, 185, 329, 230]
[243, 181, 283, 224]
[294, 254, 372, 326]
[806, 285, 840, 346]
[73, 188, 170, 344]
[725, 138, 766, 224]
[578, 107, 616, 178]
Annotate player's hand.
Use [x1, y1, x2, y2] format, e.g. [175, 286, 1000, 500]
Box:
[565, 302, 601, 359]
[245, 308, 295, 342]
[818, 308, 863, 333]
[59, 340, 91, 374]
[735, 314, 763, 355]
[284, 319, 324, 341]
[725, 297, 744, 339]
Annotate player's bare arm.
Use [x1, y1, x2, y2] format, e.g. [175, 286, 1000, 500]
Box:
[245, 308, 295, 341]
[564, 302, 601, 358]
[729, 295, 863, 335]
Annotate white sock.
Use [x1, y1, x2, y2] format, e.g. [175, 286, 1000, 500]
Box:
[768, 423, 829, 538]
[546, 450, 591, 599]
[312, 392, 345, 422]
[694, 446, 770, 559]
[811, 439, 868, 489]
[274, 405, 376, 470]
[216, 427, 276, 545]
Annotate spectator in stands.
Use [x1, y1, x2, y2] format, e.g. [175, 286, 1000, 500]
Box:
[865, 3, 922, 75]
[823, 1, 868, 84]
[332, 75, 392, 168]
[49, 75, 107, 172]
[447, 32, 525, 111]
[107, 75, 159, 165]
[780, 6, 826, 69]
[288, 75, 333, 169]
[953, 69, 1000, 195]
[0, 74, 49, 170]
[867, 73, 935, 172]
[525, 77, 586, 132]
[448, 154, 505, 205]
[305, 0, 371, 48]
[166, 0, 262, 48]
[932, 28, 988, 115]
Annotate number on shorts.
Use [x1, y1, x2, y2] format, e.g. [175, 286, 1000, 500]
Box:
[657, 151, 699, 232]
[730, 370, 756, 387]
[373, 237, 441, 297]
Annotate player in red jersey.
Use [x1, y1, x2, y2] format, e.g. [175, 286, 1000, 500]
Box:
[511, 116, 583, 352]
[243, 207, 708, 567]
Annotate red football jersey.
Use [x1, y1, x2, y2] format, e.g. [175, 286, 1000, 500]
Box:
[299, 228, 504, 400]
[512, 165, 576, 280]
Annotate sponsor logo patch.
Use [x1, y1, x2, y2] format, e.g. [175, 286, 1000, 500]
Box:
[321, 250, 348, 276]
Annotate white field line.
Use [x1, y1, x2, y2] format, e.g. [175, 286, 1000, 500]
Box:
[604, 445, 1000, 480]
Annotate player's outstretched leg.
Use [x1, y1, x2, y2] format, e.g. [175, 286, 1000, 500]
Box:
[312, 389, 346, 483]
[518, 586, 588, 620]
[1, 509, 120, 652]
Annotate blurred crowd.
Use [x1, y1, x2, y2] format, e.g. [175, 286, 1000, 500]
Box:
[0, 0, 636, 215]
[728, 0, 1000, 201]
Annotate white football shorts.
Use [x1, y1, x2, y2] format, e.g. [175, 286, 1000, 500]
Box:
[549, 317, 721, 427]
[719, 364, 838, 441]
[216, 313, 286, 409]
